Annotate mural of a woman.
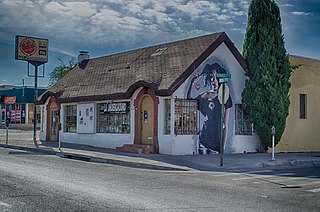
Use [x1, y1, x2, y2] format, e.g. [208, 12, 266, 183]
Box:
[187, 63, 232, 153]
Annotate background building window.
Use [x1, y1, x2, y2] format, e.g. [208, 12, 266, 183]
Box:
[97, 102, 130, 134]
[164, 99, 171, 134]
[64, 105, 77, 132]
[174, 99, 197, 135]
[299, 94, 307, 119]
[235, 104, 254, 135]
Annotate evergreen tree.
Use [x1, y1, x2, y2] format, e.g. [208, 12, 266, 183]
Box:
[242, 0, 292, 150]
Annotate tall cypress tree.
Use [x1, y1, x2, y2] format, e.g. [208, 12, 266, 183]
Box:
[242, 0, 292, 150]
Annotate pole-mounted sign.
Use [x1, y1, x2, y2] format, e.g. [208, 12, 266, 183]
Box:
[15, 35, 48, 148]
[15, 35, 48, 64]
[216, 73, 231, 167]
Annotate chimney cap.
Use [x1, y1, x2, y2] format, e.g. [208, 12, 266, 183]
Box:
[79, 50, 89, 54]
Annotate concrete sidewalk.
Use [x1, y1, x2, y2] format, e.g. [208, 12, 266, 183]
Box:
[1, 129, 320, 171]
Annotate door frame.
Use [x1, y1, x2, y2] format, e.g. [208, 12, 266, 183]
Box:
[138, 94, 154, 144]
[46, 96, 61, 142]
[134, 87, 159, 153]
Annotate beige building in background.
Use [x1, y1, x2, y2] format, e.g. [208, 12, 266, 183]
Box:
[276, 56, 320, 152]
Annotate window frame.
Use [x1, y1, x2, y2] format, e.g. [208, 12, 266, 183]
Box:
[174, 99, 198, 135]
[96, 102, 130, 134]
[64, 105, 77, 133]
[299, 94, 307, 119]
[164, 98, 171, 135]
[235, 104, 254, 135]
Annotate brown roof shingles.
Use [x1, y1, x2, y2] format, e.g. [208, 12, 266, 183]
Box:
[40, 32, 245, 104]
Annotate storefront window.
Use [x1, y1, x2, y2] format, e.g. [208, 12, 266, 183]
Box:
[174, 99, 197, 135]
[235, 104, 254, 135]
[2, 104, 26, 124]
[64, 105, 77, 132]
[97, 102, 130, 134]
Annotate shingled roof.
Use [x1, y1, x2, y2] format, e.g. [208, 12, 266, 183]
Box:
[39, 32, 247, 104]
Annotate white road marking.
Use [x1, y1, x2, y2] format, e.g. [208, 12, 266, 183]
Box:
[213, 172, 243, 177]
[244, 170, 274, 174]
[232, 175, 277, 181]
[286, 181, 320, 187]
[275, 173, 296, 176]
[307, 176, 320, 178]
[305, 188, 320, 193]
[0, 202, 11, 207]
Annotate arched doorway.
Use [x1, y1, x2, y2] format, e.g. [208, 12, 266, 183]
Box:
[138, 95, 154, 144]
[46, 98, 60, 142]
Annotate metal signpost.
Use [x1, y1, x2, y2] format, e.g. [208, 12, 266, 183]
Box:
[15, 35, 48, 147]
[216, 73, 231, 167]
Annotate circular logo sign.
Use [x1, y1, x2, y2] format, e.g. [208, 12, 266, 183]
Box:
[20, 38, 37, 56]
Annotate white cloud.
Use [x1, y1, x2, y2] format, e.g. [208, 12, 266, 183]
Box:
[0, 0, 249, 54]
[291, 11, 312, 16]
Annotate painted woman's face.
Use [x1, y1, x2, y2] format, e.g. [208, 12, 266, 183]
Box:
[211, 69, 219, 92]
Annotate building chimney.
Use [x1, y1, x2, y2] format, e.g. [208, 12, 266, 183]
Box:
[78, 51, 89, 65]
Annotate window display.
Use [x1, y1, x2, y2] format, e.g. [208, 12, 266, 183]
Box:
[64, 105, 77, 132]
[97, 102, 130, 134]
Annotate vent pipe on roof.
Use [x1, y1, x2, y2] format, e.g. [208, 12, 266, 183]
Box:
[78, 51, 89, 65]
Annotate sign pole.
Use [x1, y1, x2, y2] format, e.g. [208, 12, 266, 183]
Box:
[6, 127, 8, 145]
[220, 83, 225, 167]
[217, 74, 231, 167]
[15, 35, 48, 148]
[33, 64, 39, 148]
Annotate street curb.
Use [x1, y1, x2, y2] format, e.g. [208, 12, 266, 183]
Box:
[0, 144, 56, 155]
[262, 160, 318, 168]
[57, 152, 190, 171]
[1, 144, 190, 171]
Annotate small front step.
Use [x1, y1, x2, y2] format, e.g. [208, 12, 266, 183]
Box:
[116, 144, 154, 154]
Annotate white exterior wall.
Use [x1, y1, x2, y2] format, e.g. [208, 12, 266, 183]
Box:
[57, 88, 143, 148]
[39, 98, 50, 141]
[157, 97, 173, 154]
[158, 97, 198, 155]
[171, 42, 260, 154]
[59, 100, 135, 148]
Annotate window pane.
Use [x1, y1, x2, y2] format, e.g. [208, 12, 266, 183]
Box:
[64, 105, 77, 133]
[235, 104, 254, 135]
[174, 99, 197, 135]
[164, 99, 171, 134]
[97, 102, 130, 134]
[299, 94, 307, 119]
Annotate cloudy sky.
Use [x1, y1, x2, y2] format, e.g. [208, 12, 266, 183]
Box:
[0, 0, 319, 87]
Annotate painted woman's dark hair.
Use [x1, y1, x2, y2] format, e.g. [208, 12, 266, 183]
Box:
[201, 63, 227, 88]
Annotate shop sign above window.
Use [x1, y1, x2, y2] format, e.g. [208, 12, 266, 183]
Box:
[4, 96, 17, 105]
[99, 102, 130, 114]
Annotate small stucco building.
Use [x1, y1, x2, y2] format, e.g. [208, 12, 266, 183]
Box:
[38, 32, 261, 155]
[276, 56, 320, 152]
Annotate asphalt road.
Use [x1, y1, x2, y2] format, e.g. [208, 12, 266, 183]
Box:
[0, 147, 319, 212]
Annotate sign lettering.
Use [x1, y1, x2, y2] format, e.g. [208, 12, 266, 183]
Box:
[4, 96, 16, 104]
[100, 102, 129, 114]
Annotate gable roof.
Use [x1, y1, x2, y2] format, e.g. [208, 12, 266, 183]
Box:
[39, 32, 247, 104]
